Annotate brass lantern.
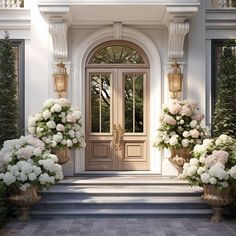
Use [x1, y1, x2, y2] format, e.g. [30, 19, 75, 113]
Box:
[168, 60, 183, 99]
[54, 61, 68, 98]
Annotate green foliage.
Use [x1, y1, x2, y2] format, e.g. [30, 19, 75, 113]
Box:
[0, 32, 19, 148]
[212, 40, 236, 139]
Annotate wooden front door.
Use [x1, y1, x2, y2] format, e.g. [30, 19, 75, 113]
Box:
[85, 68, 149, 170]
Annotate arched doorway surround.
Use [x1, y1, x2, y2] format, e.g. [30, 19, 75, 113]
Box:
[72, 27, 162, 173]
[86, 40, 150, 170]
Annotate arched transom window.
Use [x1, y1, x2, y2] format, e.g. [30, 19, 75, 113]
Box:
[87, 40, 149, 66]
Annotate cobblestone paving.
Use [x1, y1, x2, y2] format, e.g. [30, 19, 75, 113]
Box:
[0, 217, 236, 236]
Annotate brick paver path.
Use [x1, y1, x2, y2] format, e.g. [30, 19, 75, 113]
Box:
[0, 217, 236, 236]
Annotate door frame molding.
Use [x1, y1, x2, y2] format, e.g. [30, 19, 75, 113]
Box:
[72, 26, 162, 173]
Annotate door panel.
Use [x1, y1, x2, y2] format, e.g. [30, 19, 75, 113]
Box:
[86, 68, 149, 171]
[86, 69, 115, 170]
[117, 69, 149, 170]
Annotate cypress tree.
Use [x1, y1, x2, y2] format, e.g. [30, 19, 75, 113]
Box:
[0, 32, 19, 148]
[212, 40, 236, 138]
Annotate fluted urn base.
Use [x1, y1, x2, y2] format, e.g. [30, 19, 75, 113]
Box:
[169, 148, 191, 176]
[8, 186, 41, 221]
[52, 148, 70, 165]
[202, 185, 233, 222]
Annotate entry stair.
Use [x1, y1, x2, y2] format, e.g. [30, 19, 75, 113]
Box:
[31, 174, 212, 218]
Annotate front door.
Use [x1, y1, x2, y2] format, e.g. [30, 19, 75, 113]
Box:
[85, 68, 149, 170]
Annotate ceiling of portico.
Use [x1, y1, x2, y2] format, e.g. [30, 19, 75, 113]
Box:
[39, 0, 200, 26]
[69, 5, 166, 25]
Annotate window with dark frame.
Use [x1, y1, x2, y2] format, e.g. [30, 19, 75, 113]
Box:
[9, 40, 25, 134]
[211, 39, 236, 119]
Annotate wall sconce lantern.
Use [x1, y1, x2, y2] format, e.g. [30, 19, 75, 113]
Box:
[168, 60, 183, 99]
[54, 61, 68, 98]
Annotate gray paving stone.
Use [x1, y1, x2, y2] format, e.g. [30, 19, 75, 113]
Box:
[1, 217, 236, 236]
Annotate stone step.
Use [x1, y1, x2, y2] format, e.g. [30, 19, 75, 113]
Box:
[33, 199, 209, 211]
[40, 185, 202, 197]
[31, 176, 210, 218]
[37, 196, 205, 204]
[30, 208, 212, 218]
[61, 176, 188, 186]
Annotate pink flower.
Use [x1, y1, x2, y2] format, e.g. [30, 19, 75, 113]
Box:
[212, 150, 229, 165]
[180, 106, 192, 117]
[205, 154, 218, 168]
[205, 150, 229, 168]
[189, 129, 200, 138]
[163, 115, 177, 125]
[56, 124, 65, 132]
[193, 112, 204, 121]
[168, 104, 182, 115]
[66, 114, 76, 123]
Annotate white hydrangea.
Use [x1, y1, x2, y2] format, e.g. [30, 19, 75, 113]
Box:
[39, 173, 50, 184]
[50, 104, 62, 113]
[73, 110, 82, 120]
[67, 139, 73, 147]
[3, 172, 16, 185]
[34, 113, 43, 121]
[189, 158, 199, 166]
[53, 134, 63, 143]
[42, 99, 55, 109]
[209, 177, 217, 185]
[68, 130, 75, 138]
[187, 166, 198, 176]
[57, 98, 70, 107]
[200, 172, 211, 184]
[182, 131, 190, 138]
[72, 138, 78, 144]
[229, 166, 236, 179]
[197, 166, 205, 175]
[51, 140, 57, 148]
[47, 120, 56, 129]
[209, 163, 229, 180]
[181, 139, 189, 148]
[28, 116, 37, 127]
[193, 144, 206, 154]
[0, 135, 64, 193]
[28, 173, 37, 181]
[19, 172, 27, 182]
[169, 136, 178, 146]
[42, 109, 52, 120]
[190, 120, 198, 128]
[182, 163, 190, 177]
[61, 139, 67, 145]
[33, 147, 42, 156]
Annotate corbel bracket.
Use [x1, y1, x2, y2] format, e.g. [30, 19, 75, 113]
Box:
[168, 21, 189, 61]
[49, 17, 68, 60]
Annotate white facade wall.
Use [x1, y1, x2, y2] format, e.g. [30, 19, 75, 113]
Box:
[1, 0, 235, 176]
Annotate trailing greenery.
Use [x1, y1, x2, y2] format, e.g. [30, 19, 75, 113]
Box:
[0, 32, 19, 148]
[212, 40, 236, 139]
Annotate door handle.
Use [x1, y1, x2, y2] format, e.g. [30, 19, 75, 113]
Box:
[117, 124, 124, 150]
[112, 124, 119, 150]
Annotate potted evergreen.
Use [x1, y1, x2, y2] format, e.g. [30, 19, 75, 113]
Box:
[0, 32, 19, 226]
[212, 40, 236, 218]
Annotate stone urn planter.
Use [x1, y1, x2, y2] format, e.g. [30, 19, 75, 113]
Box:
[8, 186, 41, 221]
[169, 148, 191, 176]
[202, 185, 234, 222]
[231, 0, 236, 7]
[52, 147, 70, 165]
